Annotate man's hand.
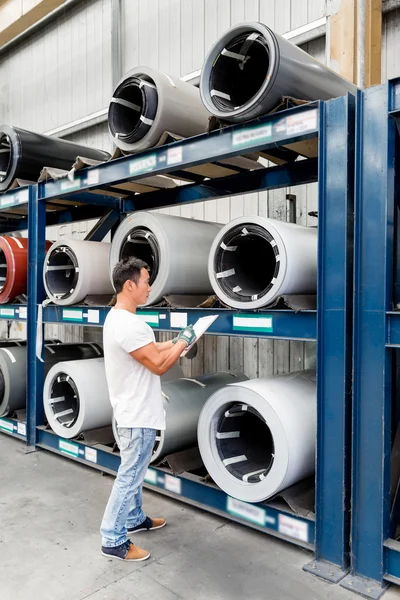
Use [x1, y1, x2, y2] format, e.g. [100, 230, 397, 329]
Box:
[175, 325, 196, 347]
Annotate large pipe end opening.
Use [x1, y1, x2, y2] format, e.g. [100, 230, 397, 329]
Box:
[48, 373, 80, 430]
[0, 134, 12, 184]
[209, 31, 270, 113]
[216, 403, 274, 483]
[45, 246, 79, 301]
[109, 74, 158, 144]
[214, 224, 279, 302]
[120, 227, 160, 286]
[0, 249, 8, 292]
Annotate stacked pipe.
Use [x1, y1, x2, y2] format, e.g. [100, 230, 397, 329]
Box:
[108, 67, 210, 153]
[109, 212, 221, 305]
[0, 342, 103, 417]
[0, 125, 110, 192]
[0, 237, 52, 304]
[199, 22, 357, 123]
[197, 371, 316, 502]
[44, 240, 114, 305]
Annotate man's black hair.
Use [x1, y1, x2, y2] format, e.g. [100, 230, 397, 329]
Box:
[112, 257, 149, 294]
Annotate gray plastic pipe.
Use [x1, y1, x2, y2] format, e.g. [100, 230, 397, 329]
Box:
[0, 342, 103, 417]
[110, 212, 221, 306]
[200, 22, 357, 123]
[108, 66, 210, 152]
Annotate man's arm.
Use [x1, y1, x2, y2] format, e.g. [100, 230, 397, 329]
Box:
[131, 341, 187, 376]
[156, 340, 174, 352]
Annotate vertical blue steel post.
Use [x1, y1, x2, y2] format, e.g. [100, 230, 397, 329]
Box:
[304, 95, 355, 582]
[340, 84, 394, 598]
[26, 187, 47, 449]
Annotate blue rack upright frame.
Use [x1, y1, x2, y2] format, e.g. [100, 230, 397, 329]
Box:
[0, 96, 354, 577]
[341, 78, 400, 599]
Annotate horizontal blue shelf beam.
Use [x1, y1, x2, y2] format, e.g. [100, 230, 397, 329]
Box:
[41, 305, 317, 340]
[123, 158, 319, 213]
[37, 103, 319, 202]
[0, 305, 27, 321]
[0, 417, 27, 440]
[37, 427, 315, 550]
[385, 541, 400, 582]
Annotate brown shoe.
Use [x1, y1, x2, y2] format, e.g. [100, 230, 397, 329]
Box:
[127, 516, 167, 533]
[102, 539, 150, 561]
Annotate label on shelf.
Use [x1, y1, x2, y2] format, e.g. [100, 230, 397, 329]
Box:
[62, 308, 83, 322]
[87, 309, 100, 324]
[0, 307, 15, 318]
[0, 419, 14, 433]
[232, 124, 272, 149]
[232, 314, 273, 333]
[59, 439, 79, 457]
[164, 474, 181, 495]
[137, 312, 159, 327]
[129, 154, 157, 176]
[167, 146, 183, 165]
[286, 109, 318, 136]
[85, 447, 97, 463]
[60, 178, 80, 191]
[17, 307, 27, 319]
[17, 422, 26, 436]
[2, 188, 29, 207]
[86, 169, 99, 185]
[170, 312, 188, 328]
[227, 496, 266, 527]
[278, 514, 308, 543]
[144, 468, 158, 484]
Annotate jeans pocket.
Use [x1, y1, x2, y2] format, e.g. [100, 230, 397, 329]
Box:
[117, 427, 132, 440]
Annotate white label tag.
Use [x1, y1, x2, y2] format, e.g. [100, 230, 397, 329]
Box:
[85, 447, 97, 463]
[144, 468, 158, 484]
[167, 146, 183, 165]
[232, 124, 272, 148]
[0, 419, 14, 432]
[227, 496, 266, 526]
[18, 307, 27, 319]
[62, 309, 83, 322]
[278, 514, 309, 542]
[87, 309, 100, 324]
[170, 312, 188, 329]
[164, 474, 181, 495]
[17, 422, 26, 436]
[60, 179, 80, 191]
[0, 308, 14, 317]
[86, 169, 99, 185]
[286, 109, 318, 135]
[137, 313, 159, 326]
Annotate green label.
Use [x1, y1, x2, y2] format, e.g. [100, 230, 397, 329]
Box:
[129, 154, 157, 175]
[232, 314, 273, 333]
[59, 439, 79, 457]
[60, 179, 80, 191]
[62, 309, 83, 322]
[232, 124, 272, 149]
[137, 311, 159, 328]
[227, 497, 266, 526]
[0, 419, 14, 433]
[0, 307, 15, 318]
[144, 468, 157, 484]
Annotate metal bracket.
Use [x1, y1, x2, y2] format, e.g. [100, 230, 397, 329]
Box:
[25, 445, 38, 454]
[303, 558, 348, 583]
[340, 574, 387, 599]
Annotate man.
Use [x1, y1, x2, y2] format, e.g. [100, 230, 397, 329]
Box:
[100, 257, 196, 561]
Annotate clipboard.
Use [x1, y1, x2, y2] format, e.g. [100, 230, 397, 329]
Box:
[181, 315, 219, 356]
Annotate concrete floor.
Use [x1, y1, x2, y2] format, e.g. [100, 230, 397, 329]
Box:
[1, 436, 400, 600]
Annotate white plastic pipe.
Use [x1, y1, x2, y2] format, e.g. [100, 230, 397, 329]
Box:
[110, 212, 221, 306]
[43, 358, 112, 438]
[44, 240, 114, 305]
[208, 216, 317, 309]
[197, 371, 316, 503]
[108, 66, 211, 152]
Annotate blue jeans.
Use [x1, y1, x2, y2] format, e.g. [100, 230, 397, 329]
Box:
[100, 427, 156, 548]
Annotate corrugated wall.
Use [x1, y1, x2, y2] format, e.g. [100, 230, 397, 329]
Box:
[0, 0, 331, 375]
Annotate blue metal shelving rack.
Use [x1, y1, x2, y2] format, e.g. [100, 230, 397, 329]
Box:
[0, 97, 354, 577]
[340, 77, 400, 599]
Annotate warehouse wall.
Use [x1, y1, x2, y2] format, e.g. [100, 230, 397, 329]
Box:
[0, 0, 363, 378]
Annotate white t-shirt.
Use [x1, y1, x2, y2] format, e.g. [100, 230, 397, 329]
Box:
[103, 308, 166, 430]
